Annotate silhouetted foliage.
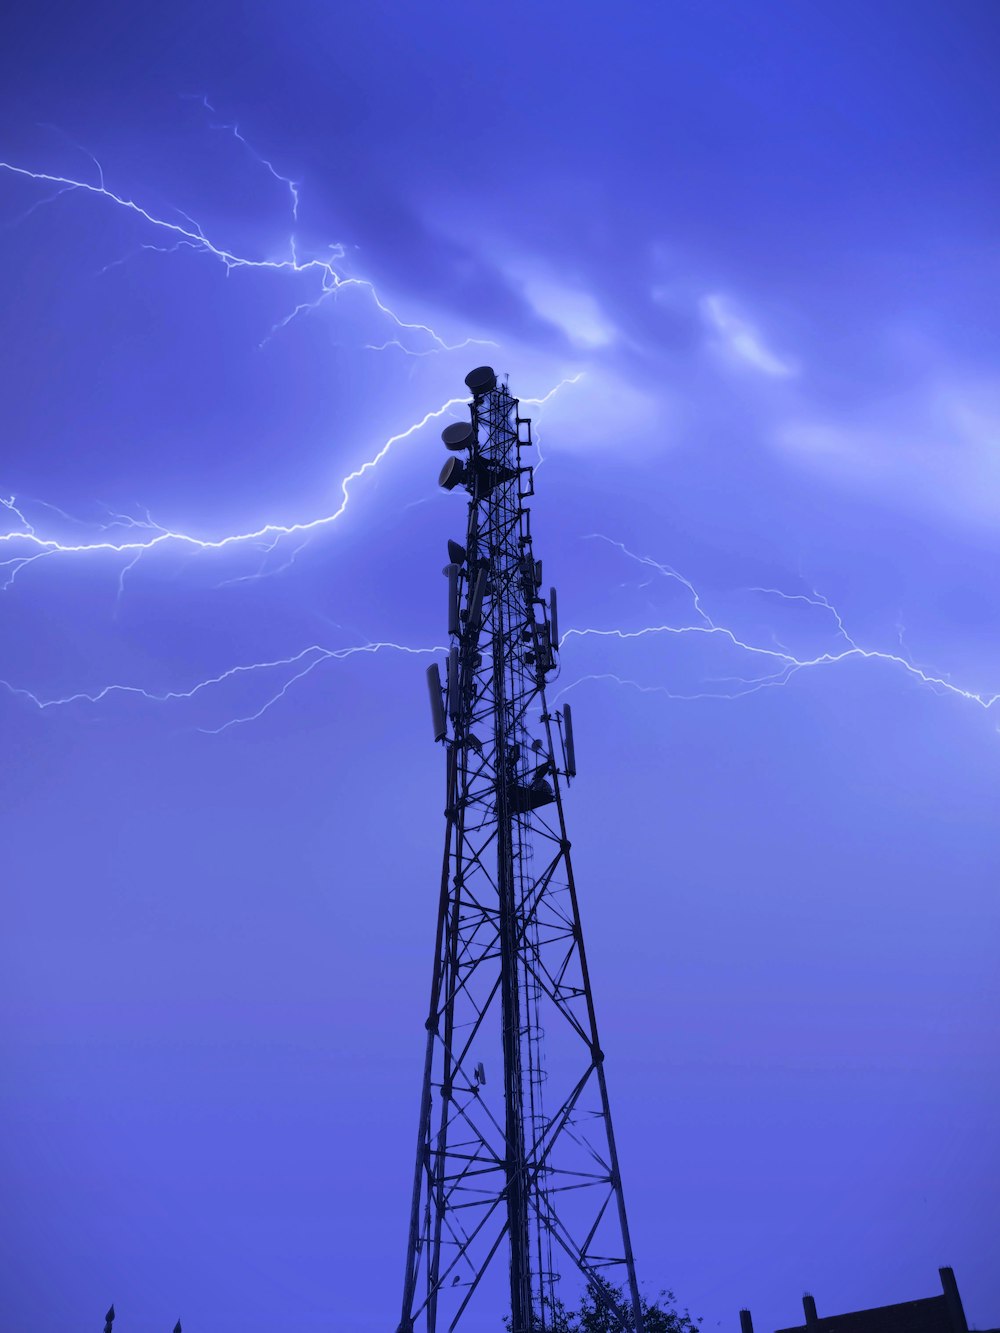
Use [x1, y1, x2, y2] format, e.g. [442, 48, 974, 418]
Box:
[504, 1277, 702, 1333]
[99, 1309, 179, 1332]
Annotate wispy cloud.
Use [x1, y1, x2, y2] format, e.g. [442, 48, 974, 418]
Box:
[775, 379, 1000, 523]
[508, 262, 618, 349]
[700, 292, 797, 378]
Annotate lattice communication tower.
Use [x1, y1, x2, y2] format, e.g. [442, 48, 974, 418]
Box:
[397, 368, 645, 1333]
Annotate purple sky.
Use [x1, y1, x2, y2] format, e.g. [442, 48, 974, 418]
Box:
[1, 2, 998, 1330]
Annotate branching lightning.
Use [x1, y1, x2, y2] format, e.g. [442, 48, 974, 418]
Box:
[187, 95, 301, 223]
[1, 639, 444, 734]
[0, 397, 471, 585]
[0, 111, 501, 595]
[0, 367, 579, 589]
[8, 523, 998, 734]
[555, 535, 1000, 718]
[509, 372, 586, 470]
[2, 113, 994, 739]
[0, 370, 575, 728]
[0, 102, 581, 728]
[0, 119, 493, 355]
[582, 533, 713, 626]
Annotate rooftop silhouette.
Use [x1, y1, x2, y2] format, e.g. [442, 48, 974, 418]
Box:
[741, 1267, 997, 1333]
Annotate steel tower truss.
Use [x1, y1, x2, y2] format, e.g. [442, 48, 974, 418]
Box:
[398, 371, 644, 1333]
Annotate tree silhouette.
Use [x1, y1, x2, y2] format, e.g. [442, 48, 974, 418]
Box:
[505, 1278, 702, 1333]
[99, 1308, 180, 1331]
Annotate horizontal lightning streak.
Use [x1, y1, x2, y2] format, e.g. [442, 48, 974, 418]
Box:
[0, 368, 585, 726]
[582, 532, 713, 626]
[0, 155, 487, 354]
[746, 584, 856, 647]
[363, 338, 497, 358]
[0, 360, 585, 584]
[0, 397, 469, 567]
[1, 119, 591, 732]
[5, 140, 982, 739]
[517, 373, 586, 470]
[557, 631, 1000, 711]
[188, 95, 302, 221]
[520, 374, 584, 408]
[5, 558, 996, 734]
[6, 512, 996, 731]
[557, 536, 1000, 717]
[2, 640, 445, 730]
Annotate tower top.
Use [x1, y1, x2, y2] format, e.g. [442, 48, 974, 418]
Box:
[464, 364, 497, 396]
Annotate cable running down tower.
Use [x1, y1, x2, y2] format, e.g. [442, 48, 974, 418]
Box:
[397, 367, 644, 1333]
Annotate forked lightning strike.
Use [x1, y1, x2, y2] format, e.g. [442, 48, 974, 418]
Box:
[0, 367, 585, 587]
[0, 397, 470, 583]
[0, 148, 490, 355]
[555, 536, 1000, 717]
[187, 95, 301, 222]
[7, 529, 998, 734]
[2, 117, 993, 738]
[1, 640, 444, 735]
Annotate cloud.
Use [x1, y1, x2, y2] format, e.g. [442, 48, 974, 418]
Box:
[507, 263, 619, 350]
[775, 379, 1000, 524]
[699, 293, 798, 378]
[499, 356, 665, 455]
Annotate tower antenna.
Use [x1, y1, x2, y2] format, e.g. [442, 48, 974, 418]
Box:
[397, 369, 645, 1333]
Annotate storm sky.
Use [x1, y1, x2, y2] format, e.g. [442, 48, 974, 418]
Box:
[1, 3, 998, 1330]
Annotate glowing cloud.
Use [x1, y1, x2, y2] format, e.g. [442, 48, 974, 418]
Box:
[700, 292, 797, 378]
[510, 262, 618, 350]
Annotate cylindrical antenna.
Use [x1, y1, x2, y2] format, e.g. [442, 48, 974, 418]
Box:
[447, 646, 460, 720]
[441, 420, 476, 451]
[439, 457, 466, 491]
[426, 664, 446, 742]
[562, 704, 577, 778]
[549, 587, 559, 651]
[468, 568, 487, 631]
[446, 563, 461, 636]
[465, 365, 497, 397]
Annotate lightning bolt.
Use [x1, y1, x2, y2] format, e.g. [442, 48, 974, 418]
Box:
[556, 536, 1000, 719]
[186, 94, 301, 222]
[11, 525, 997, 736]
[556, 645, 1000, 712]
[745, 583, 856, 647]
[11, 113, 985, 738]
[518, 373, 585, 469]
[0, 396, 470, 583]
[1, 640, 444, 734]
[363, 338, 496, 358]
[582, 532, 713, 626]
[520, 375, 585, 408]
[0, 114, 492, 355]
[0, 121, 583, 723]
[0, 367, 581, 592]
[0, 365, 583, 730]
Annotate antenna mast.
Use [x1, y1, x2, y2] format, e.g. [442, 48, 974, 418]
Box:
[397, 369, 644, 1333]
